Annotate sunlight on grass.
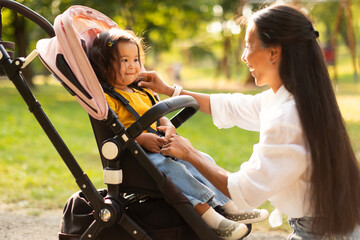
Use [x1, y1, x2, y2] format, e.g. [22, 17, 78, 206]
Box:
[0, 82, 105, 209]
[337, 95, 360, 122]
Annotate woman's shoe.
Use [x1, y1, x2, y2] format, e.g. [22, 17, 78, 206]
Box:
[223, 209, 269, 224]
[213, 218, 249, 240]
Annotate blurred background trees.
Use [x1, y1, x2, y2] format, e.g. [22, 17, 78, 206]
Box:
[1, 0, 359, 87]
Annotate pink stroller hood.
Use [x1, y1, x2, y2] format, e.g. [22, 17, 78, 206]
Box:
[36, 5, 119, 120]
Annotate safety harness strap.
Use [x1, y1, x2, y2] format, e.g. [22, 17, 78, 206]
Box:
[102, 83, 161, 135]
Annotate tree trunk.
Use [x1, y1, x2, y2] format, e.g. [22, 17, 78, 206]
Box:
[223, 36, 231, 80]
[14, 12, 34, 88]
[331, 2, 344, 83]
[344, 0, 357, 82]
[215, 35, 232, 80]
[234, 0, 246, 71]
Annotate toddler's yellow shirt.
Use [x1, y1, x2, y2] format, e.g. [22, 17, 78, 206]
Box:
[105, 88, 157, 132]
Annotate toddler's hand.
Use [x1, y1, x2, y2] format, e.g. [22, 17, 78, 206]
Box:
[139, 133, 167, 153]
[157, 125, 176, 141]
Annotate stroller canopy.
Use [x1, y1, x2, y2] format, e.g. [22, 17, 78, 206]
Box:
[36, 5, 119, 120]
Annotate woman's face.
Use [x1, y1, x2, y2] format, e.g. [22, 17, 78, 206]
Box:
[113, 41, 141, 90]
[241, 20, 282, 92]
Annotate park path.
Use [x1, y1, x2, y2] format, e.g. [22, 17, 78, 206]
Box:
[0, 207, 289, 240]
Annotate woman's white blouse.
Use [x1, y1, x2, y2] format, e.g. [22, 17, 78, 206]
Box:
[210, 85, 312, 218]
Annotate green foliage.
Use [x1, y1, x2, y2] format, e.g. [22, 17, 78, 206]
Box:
[3, 0, 360, 84]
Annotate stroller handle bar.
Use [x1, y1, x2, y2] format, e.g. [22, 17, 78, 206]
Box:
[126, 95, 199, 139]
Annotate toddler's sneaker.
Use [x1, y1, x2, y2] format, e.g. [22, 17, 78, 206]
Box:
[223, 209, 269, 224]
[213, 218, 250, 240]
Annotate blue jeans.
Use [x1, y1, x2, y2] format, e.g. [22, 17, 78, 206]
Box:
[147, 152, 229, 208]
[288, 217, 360, 240]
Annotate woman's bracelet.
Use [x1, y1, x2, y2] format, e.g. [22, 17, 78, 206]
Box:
[171, 84, 183, 97]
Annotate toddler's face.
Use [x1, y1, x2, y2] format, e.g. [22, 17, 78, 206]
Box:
[114, 41, 141, 88]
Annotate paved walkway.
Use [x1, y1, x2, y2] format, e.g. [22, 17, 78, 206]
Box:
[0, 209, 289, 240]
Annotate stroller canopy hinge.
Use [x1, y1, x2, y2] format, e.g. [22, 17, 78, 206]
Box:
[21, 50, 39, 69]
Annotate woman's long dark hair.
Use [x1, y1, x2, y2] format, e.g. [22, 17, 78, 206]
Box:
[88, 29, 144, 87]
[252, 4, 360, 236]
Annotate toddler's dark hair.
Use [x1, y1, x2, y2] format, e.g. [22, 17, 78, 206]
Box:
[89, 28, 144, 87]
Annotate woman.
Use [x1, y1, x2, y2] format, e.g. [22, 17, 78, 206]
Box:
[138, 4, 360, 239]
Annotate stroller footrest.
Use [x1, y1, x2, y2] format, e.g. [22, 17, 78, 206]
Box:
[103, 169, 123, 184]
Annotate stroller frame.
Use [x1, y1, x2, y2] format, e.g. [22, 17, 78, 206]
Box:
[0, 1, 251, 239]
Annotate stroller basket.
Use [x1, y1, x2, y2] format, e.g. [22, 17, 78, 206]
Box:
[1, 1, 252, 240]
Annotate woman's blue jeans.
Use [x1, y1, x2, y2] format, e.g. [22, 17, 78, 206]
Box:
[147, 152, 229, 208]
[288, 217, 360, 240]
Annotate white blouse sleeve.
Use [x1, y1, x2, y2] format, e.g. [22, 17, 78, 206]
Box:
[210, 92, 263, 131]
[227, 108, 309, 210]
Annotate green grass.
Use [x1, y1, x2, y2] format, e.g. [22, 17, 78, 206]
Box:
[0, 81, 264, 208]
[0, 82, 260, 209]
[1, 77, 359, 233]
[0, 83, 105, 209]
[176, 112, 258, 172]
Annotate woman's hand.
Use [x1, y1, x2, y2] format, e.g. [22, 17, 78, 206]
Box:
[161, 134, 196, 161]
[138, 71, 212, 115]
[137, 133, 167, 153]
[162, 134, 232, 197]
[137, 71, 174, 96]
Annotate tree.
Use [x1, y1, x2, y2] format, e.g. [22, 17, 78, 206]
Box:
[1, 0, 66, 86]
[2, 3, 33, 87]
[311, 0, 358, 83]
[5, 0, 218, 77]
[211, 0, 243, 81]
[69, 0, 216, 65]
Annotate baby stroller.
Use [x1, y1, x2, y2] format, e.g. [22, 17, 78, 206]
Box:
[0, 1, 251, 239]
